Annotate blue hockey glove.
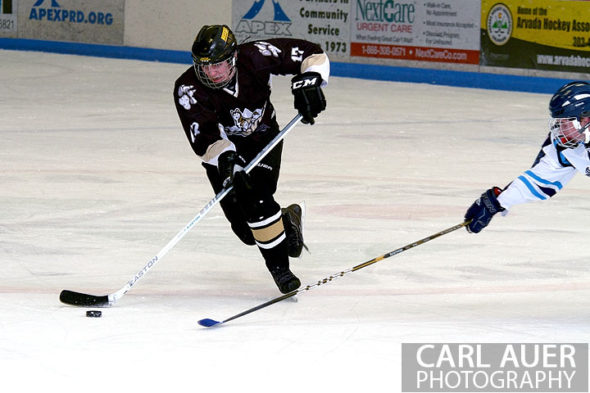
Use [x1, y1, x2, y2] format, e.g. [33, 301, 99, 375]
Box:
[291, 72, 326, 125]
[464, 187, 505, 233]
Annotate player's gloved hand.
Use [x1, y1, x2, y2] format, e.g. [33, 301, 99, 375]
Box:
[464, 187, 505, 233]
[291, 72, 326, 125]
[218, 151, 247, 189]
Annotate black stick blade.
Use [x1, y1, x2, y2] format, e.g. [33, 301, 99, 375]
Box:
[60, 290, 110, 307]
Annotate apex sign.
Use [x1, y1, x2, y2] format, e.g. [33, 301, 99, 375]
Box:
[235, 0, 292, 37]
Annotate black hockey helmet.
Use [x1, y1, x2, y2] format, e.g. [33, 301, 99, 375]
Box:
[191, 25, 237, 89]
[548, 81, 590, 147]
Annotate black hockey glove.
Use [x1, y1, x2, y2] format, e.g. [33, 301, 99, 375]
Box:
[217, 151, 253, 197]
[291, 72, 326, 125]
[464, 187, 505, 233]
[218, 151, 247, 188]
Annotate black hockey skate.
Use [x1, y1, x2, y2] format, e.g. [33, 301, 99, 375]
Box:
[270, 267, 301, 294]
[282, 203, 308, 258]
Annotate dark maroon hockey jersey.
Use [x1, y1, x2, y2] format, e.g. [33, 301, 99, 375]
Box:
[174, 38, 324, 164]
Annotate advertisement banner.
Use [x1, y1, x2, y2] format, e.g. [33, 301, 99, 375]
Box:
[349, 0, 480, 64]
[17, 0, 124, 44]
[481, 0, 590, 73]
[0, 0, 17, 37]
[232, 0, 480, 65]
[232, 0, 351, 60]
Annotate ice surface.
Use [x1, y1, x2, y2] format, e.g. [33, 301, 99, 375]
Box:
[1, 50, 590, 392]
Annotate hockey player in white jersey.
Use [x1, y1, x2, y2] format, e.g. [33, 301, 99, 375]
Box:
[465, 81, 590, 233]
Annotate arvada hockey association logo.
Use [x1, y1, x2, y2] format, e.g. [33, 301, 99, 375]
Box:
[487, 3, 512, 46]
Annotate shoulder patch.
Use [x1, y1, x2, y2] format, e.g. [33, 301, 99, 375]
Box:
[178, 84, 197, 110]
[253, 41, 282, 57]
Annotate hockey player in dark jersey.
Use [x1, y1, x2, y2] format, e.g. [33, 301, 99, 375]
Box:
[465, 81, 590, 233]
[173, 25, 329, 293]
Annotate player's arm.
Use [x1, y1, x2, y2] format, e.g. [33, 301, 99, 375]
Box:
[496, 142, 577, 211]
[173, 80, 236, 167]
[465, 138, 577, 233]
[254, 38, 329, 83]
[294, 41, 330, 87]
[290, 49, 329, 124]
[286, 40, 329, 124]
[250, 39, 329, 124]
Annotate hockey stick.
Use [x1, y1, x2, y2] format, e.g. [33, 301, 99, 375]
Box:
[60, 114, 303, 307]
[198, 220, 471, 327]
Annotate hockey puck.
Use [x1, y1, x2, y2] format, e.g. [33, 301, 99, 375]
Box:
[86, 310, 102, 318]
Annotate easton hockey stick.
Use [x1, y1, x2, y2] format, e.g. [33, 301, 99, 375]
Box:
[60, 114, 303, 307]
[198, 220, 471, 327]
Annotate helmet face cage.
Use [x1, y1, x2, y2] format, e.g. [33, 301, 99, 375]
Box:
[549, 117, 590, 148]
[193, 54, 236, 89]
[548, 81, 590, 148]
[191, 25, 237, 89]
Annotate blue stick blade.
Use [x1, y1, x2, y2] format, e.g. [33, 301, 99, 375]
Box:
[198, 318, 221, 328]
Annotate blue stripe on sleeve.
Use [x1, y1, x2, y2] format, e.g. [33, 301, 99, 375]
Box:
[517, 176, 547, 200]
[524, 170, 563, 189]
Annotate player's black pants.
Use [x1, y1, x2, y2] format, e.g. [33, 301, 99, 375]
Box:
[203, 141, 289, 271]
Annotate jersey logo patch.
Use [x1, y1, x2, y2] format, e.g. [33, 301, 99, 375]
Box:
[227, 107, 265, 136]
[585, 167, 590, 176]
[254, 41, 282, 57]
[178, 85, 197, 110]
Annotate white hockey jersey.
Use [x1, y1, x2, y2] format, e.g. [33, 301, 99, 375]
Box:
[498, 134, 590, 210]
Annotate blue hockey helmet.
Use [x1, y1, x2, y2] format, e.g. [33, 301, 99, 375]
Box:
[549, 81, 590, 118]
[549, 81, 590, 148]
